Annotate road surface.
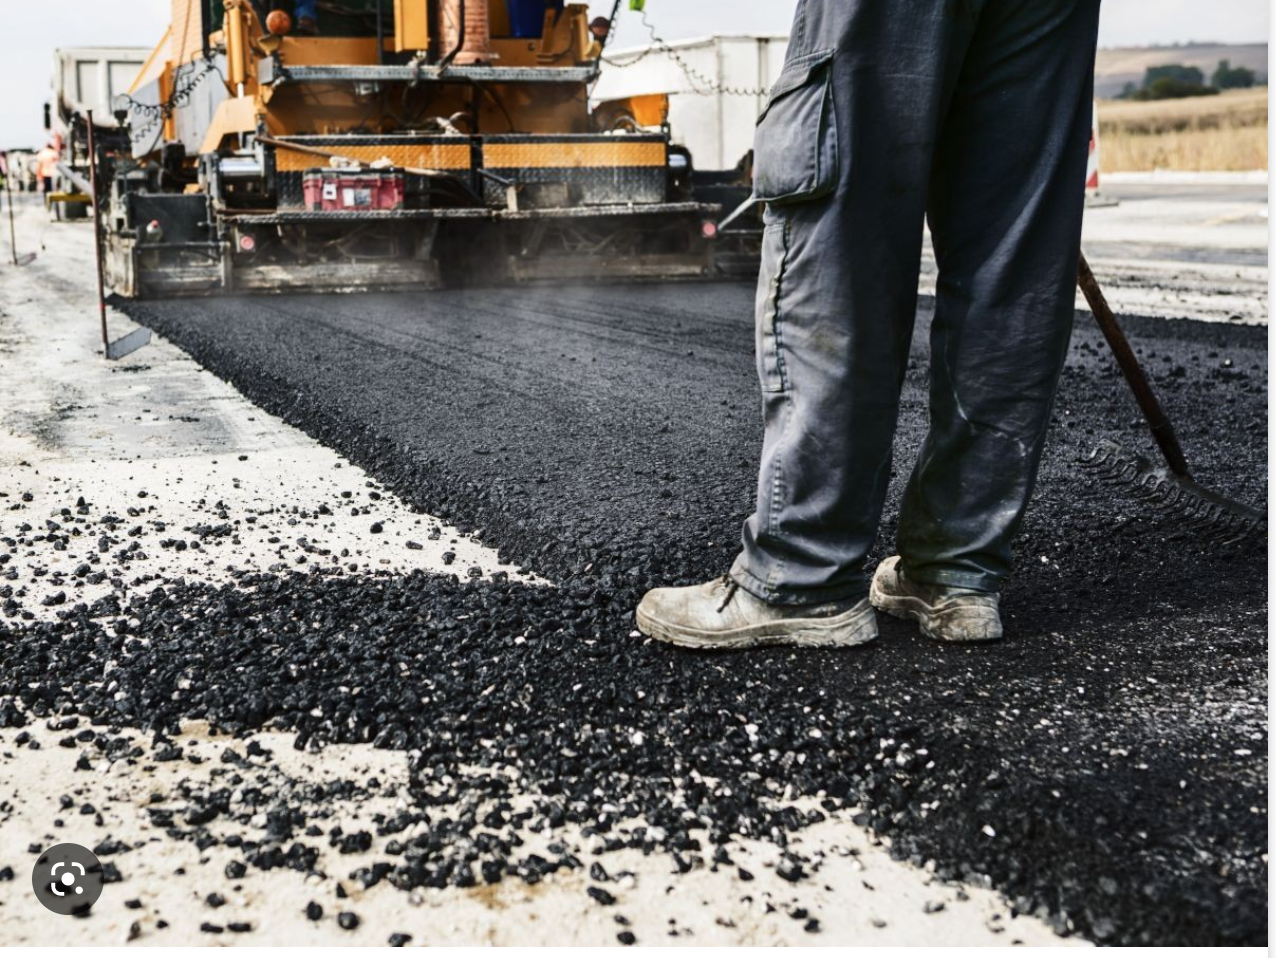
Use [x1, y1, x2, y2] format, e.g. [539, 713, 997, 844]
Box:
[0, 188, 1268, 946]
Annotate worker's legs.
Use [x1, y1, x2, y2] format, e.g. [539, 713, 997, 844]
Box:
[730, 0, 977, 605]
[640, 0, 1100, 648]
[897, 0, 1101, 591]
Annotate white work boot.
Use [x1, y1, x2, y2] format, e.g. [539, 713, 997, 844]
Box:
[869, 556, 1003, 643]
[635, 575, 878, 650]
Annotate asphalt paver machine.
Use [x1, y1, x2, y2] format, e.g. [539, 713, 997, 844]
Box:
[102, 0, 752, 296]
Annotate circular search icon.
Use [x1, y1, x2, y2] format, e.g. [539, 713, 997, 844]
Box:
[31, 843, 105, 916]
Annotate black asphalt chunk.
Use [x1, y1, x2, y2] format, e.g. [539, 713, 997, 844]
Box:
[0, 286, 1263, 946]
[588, 885, 617, 906]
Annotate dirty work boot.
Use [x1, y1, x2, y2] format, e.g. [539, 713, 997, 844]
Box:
[636, 576, 877, 650]
[869, 556, 1002, 643]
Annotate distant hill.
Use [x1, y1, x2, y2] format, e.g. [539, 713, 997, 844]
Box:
[1095, 43, 1267, 99]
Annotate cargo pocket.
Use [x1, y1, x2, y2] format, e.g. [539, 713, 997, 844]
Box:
[752, 49, 838, 206]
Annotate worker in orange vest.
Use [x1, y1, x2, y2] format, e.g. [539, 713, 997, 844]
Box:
[36, 143, 59, 194]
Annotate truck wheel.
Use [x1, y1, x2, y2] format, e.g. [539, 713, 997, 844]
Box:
[64, 201, 88, 220]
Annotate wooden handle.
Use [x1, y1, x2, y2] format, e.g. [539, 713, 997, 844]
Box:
[1077, 252, 1190, 477]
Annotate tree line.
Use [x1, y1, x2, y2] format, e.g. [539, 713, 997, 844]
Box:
[1119, 60, 1261, 101]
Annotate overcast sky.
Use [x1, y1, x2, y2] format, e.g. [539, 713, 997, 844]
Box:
[2, 0, 1268, 147]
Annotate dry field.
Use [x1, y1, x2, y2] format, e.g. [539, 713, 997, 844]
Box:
[1097, 87, 1268, 171]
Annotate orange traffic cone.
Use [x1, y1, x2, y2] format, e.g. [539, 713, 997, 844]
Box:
[1084, 101, 1117, 208]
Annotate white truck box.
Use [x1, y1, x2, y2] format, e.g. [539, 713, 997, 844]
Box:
[593, 34, 790, 171]
[52, 47, 151, 132]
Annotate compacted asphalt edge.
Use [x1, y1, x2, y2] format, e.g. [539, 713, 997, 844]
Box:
[1, 282, 1266, 946]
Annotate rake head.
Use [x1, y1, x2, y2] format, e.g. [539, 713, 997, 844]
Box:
[1082, 439, 1266, 545]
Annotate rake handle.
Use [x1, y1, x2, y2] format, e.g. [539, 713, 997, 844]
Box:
[1077, 252, 1190, 478]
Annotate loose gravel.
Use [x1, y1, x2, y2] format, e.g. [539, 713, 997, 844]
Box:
[1, 283, 1266, 945]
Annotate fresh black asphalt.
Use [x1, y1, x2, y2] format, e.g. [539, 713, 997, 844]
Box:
[2, 282, 1266, 944]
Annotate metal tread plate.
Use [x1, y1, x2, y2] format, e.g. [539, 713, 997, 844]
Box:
[261, 62, 599, 85]
[227, 209, 489, 225]
[495, 201, 717, 220]
[225, 202, 718, 225]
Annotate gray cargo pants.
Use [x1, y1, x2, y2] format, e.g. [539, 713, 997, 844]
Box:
[731, 0, 1101, 604]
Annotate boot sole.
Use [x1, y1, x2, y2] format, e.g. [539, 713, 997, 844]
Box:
[868, 584, 1002, 644]
[636, 599, 878, 651]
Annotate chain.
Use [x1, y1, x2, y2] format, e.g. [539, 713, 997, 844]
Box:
[602, 43, 658, 69]
[602, 9, 769, 97]
[118, 0, 219, 139]
[121, 59, 222, 141]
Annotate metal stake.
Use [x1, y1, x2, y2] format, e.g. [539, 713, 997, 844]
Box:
[85, 111, 151, 361]
[4, 162, 16, 267]
[86, 110, 110, 354]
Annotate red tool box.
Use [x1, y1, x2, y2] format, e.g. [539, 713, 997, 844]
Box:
[302, 168, 406, 211]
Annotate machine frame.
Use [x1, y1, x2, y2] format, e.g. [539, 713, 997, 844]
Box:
[99, 0, 755, 297]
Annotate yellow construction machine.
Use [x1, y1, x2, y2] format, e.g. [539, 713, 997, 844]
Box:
[101, 0, 751, 296]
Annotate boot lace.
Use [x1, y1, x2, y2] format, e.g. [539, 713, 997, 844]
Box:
[715, 574, 739, 613]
